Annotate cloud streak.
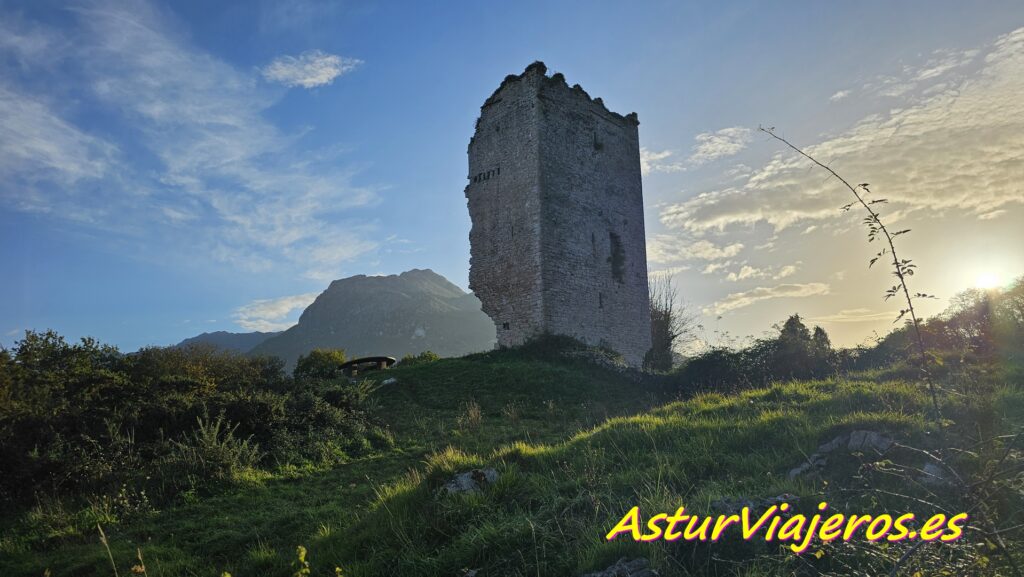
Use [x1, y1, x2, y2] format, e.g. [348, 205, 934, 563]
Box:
[808, 308, 897, 324]
[0, 0, 378, 280]
[640, 147, 685, 175]
[706, 283, 830, 315]
[689, 127, 752, 165]
[660, 28, 1024, 236]
[261, 49, 362, 88]
[233, 291, 320, 332]
[647, 235, 743, 264]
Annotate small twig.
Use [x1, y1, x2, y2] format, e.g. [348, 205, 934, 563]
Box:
[888, 539, 927, 577]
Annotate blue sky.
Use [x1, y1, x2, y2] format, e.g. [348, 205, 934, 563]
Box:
[3, 0, 1023, 351]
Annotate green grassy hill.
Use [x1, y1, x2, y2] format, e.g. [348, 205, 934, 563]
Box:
[3, 347, 1022, 576]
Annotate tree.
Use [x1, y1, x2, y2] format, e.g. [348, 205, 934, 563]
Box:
[811, 325, 835, 376]
[645, 273, 694, 372]
[294, 349, 347, 381]
[771, 314, 814, 379]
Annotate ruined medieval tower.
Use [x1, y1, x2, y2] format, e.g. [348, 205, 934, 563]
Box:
[465, 62, 652, 366]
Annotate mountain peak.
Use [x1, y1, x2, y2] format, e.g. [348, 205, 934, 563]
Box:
[250, 269, 494, 369]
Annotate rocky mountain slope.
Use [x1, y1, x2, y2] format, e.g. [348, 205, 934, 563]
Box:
[175, 330, 280, 353]
[248, 269, 496, 368]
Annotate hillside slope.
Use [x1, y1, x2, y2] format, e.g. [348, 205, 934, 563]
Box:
[4, 350, 1021, 576]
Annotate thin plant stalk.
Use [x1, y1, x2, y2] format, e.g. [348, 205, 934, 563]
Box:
[98, 524, 120, 577]
[758, 127, 942, 423]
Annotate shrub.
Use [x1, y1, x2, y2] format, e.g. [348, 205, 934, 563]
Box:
[400, 350, 440, 367]
[0, 332, 388, 505]
[165, 413, 263, 483]
[294, 349, 347, 381]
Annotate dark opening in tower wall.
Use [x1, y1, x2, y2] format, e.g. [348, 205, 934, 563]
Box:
[609, 231, 625, 283]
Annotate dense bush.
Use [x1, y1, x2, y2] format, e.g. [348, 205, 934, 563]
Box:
[400, 350, 440, 367]
[851, 276, 1024, 371]
[0, 332, 391, 506]
[673, 313, 835, 391]
[673, 277, 1024, 393]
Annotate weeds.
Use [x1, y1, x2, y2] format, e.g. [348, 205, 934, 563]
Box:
[167, 413, 263, 482]
[501, 401, 521, 424]
[458, 399, 483, 431]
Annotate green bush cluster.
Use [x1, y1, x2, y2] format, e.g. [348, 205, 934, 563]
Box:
[672, 313, 836, 391]
[673, 277, 1024, 392]
[853, 276, 1024, 370]
[0, 332, 391, 506]
[399, 350, 440, 367]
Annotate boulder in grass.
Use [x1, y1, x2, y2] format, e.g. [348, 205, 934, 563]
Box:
[442, 468, 498, 495]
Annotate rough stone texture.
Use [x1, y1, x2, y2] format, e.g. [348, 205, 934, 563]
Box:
[788, 430, 896, 479]
[918, 462, 951, 486]
[442, 468, 499, 495]
[466, 62, 652, 366]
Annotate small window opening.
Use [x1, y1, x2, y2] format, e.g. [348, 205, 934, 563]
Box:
[608, 231, 625, 283]
[502, 322, 510, 330]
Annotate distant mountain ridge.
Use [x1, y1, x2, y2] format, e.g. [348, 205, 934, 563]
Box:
[175, 330, 280, 353]
[180, 269, 496, 369]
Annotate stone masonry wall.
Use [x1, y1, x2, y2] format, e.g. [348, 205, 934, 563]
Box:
[466, 66, 545, 346]
[466, 62, 652, 366]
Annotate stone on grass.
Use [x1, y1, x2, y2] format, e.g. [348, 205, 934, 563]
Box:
[442, 468, 499, 495]
[789, 430, 895, 479]
[712, 494, 798, 515]
[847, 430, 894, 453]
[918, 462, 951, 487]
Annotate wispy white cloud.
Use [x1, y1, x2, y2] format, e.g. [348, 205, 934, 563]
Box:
[640, 147, 686, 175]
[809, 308, 896, 324]
[642, 127, 752, 177]
[0, 0, 378, 279]
[864, 48, 980, 99]
[773, 264, 798, 280]
[706, 282, 830, 315]
[723, 263, 799, 282]
[702, 261, 733, 275]
[660, 28, 1024, 236]
[233, 291, 320, 332]
[0, 86, 115, 192]
[261, 49, 362, 88]
[689, 127, 752, 165]
[649, 265, 691, 276]
[830, 90, 851, 102]
[647, 235, 743, 264]
[726, 265, 762, 282]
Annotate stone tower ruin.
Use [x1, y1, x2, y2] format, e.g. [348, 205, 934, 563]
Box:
[465, 61, 652, 366]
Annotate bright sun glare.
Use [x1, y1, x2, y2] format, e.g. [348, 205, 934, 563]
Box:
[975, 272, 1002, 289]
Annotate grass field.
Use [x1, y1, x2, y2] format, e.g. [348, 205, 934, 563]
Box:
[2, 347, 1021, 576]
